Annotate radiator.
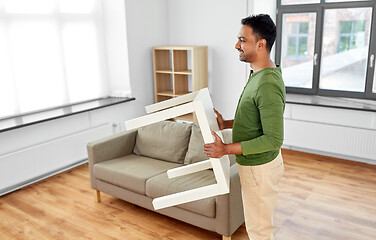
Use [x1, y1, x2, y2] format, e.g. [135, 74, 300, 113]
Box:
[0, 124, 113, 196]
[284, 119, 376, 161]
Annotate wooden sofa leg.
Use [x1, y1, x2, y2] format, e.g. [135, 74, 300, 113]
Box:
[95, 190, 101, 202]
[222, 235, 231, 240]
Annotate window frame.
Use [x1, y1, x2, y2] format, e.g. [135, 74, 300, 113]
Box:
[276, 0, 376, 100]
[276, 6, 323, 95]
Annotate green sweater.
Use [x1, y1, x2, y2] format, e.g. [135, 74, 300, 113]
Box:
[232, 66, 286, 166]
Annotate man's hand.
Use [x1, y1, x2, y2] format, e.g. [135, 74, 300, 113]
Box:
[213, 108, 225, 130]
[204, 130, 227, 158]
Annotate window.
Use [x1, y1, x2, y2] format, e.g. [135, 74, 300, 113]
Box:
[276, 0, 376, 99]
[0, 0, 120, 119]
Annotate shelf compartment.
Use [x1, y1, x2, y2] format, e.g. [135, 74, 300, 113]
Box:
[155, 73, 173, 93]
[173, 50, 191, 72]
[154, 49, 171, 71]
[174, 74, 188, 96]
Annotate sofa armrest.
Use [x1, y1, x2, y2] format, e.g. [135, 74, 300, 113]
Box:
[87, 129, 137, 189]
[215, 163, 244, 237]
[87, 129, 137, 165]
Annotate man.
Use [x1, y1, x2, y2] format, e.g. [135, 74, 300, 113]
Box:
[204, 14, 285, 240]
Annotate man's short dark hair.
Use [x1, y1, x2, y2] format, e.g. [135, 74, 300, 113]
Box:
[241, 14, 276, 52]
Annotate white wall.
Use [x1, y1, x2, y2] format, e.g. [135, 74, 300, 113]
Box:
[124, 0, 169, 115]
[247, 0, 277, 60]
[167, 0, 248, 120]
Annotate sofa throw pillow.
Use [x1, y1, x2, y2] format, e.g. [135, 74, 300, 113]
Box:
[133, 121, 192, 164]
[183, 124, 208, 165]
[184, 124, 236, 166]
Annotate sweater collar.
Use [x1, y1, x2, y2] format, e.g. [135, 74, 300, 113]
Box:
[249, 65, 281, 80]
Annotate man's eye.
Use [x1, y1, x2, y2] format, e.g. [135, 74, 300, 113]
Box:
[241, 40, 245, 43]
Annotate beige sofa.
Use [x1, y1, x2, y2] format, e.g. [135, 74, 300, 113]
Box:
[87, 121, 244, 239]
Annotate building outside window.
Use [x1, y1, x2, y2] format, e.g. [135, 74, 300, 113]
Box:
[338, 20, 366, 53]
[286, 21, 309, 59]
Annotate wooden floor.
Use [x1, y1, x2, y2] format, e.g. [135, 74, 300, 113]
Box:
[1, 149, 376, 240]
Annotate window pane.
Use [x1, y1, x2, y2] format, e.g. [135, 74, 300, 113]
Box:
[353, 20, 365, 32]
[340, 21, 352, 34]
[63, 22, 103, 103]
[9, 20, 66, 113]
[287, 22, 298, 34]
[281, 0, 320, 5]
[287, 37, 297, 56]
[4, 0, 54, 14]
[0, 22, 17, 118]
[338, 36, 351, 52]
[59, 0, 95, 14]
[0, 119, 17, 130]
[298, 36, 308, 56]
[281, 13, 316, 88]
[299, 22, 309, 34]
[320, 8, 372, 92]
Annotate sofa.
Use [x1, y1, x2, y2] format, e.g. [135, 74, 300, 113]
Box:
[87, 120, 244, 239]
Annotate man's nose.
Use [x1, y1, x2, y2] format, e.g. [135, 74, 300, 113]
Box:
[235, 40, 240, 49]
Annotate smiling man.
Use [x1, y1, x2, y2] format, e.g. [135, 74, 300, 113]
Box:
[204, 14, 286, 240]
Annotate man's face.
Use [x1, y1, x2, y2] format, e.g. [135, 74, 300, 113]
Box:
[235, 25, 259, 63]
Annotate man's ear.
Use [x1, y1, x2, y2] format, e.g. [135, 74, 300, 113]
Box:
[258, 39, 267, 49]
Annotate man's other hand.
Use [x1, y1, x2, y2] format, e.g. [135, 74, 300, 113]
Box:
[204, 129, 227, 158]
[213, 108, 225, 130]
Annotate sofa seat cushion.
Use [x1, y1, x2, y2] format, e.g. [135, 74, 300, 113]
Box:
[145, 170, 216, 218]
[133, 121, 192, 164]
[93, 154, 181, 195]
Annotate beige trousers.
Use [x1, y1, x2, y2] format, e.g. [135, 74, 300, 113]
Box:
[237, 152, 284, 240]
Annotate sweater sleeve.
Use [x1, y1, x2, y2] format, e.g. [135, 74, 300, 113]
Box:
[240, 80, 285, 155]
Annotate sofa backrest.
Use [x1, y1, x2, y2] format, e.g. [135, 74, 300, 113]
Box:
[133, 121, 192, 164]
